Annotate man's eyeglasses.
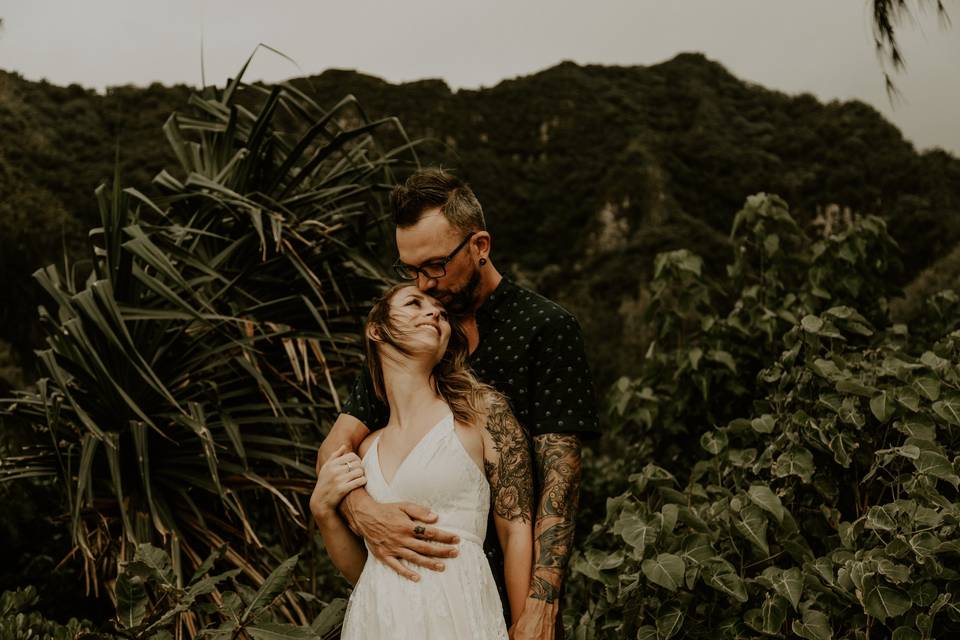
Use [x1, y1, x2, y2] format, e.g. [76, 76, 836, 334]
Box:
[393, 232, 477, 281]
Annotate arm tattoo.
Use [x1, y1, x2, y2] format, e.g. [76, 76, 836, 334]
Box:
[483, 394, 534, 523]
[530, 433, 582, 603]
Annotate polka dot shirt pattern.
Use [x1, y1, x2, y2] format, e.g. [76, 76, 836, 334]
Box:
[342, 278, 600, 440]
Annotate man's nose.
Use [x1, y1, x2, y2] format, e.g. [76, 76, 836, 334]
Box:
[416, 272, 437, 291]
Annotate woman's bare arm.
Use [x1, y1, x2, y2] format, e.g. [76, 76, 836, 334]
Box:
[310, 446, 368, 584]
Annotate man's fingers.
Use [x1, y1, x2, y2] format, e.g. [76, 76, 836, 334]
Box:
[412, 524, 460, 545]
[380, 555, 421, 582]
[397, 548, 445, 572]
[398, 502, 438, 523]
[407, 539, 459, 558]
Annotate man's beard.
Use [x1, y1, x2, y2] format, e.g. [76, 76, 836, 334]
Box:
[436, 268, 481, 315]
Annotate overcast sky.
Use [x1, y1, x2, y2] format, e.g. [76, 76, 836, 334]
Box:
[2, 1, 958, 154]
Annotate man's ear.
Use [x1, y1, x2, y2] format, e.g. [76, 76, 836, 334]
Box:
[473, 231, 492, 259]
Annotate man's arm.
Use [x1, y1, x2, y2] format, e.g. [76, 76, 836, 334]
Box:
[482, 393, 534, 627]
[315, 413, 460, 581]
[513, 433, 582, 639]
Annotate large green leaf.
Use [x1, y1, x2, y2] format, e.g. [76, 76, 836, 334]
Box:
[641, 554, 685, 592]
[733, 504, 770, 555]
[792, 607, 833, 640]
[861, 576, 911, 621]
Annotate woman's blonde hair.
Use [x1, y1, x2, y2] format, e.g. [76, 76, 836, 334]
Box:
[364, 283, 493, 426]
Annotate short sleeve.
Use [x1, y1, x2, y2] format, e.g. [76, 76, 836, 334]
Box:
[529, 311, 600, 438]
[341, 365, 390, 431]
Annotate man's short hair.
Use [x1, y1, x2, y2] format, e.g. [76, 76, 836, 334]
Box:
[390, 168, 486, 232]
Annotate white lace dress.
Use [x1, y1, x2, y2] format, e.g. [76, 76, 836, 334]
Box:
[340, 412, 509, 639]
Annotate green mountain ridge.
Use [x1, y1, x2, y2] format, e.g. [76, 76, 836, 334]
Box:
[2, 52, 959, 388]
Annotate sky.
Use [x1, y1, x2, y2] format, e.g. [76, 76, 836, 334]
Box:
[1, 0, 958, 154]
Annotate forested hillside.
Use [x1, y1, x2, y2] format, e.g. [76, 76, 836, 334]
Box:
[2, 53, 959, 389]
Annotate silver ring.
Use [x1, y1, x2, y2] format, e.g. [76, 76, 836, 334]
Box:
[345, 463, 352, 472]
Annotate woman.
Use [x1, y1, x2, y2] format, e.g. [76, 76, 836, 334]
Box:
[310, 283, 533, 638]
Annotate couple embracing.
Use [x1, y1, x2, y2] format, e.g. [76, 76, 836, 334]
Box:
[310, 168, 598, 639]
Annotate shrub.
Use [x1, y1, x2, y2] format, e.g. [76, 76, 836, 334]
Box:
[571, 194, 960, 638]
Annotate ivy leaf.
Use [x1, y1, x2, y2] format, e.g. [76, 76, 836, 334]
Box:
[829, 433, 856, 468]
[891, 627, 921, 640]
[772, 446, 815, 483]
[809, 557, 835, 586]
[912, 450, 960, 488]
[747, 485, 784, 524]
[734, 504, 770, 555]
[870, 391, 896, 423]
[791, 607, 833, 640]
[616, 513, 657, 554]
[838, 397, 866, 428]
[861, 576, 911, 621]
[921, 351, 950, 371]
[913, 376, 941, 402]
[703, 558, 748, 603]
[801, 315, 824, 333]
[636, 626, 658, 640]
[681, 533, 714, 566]
[876, 559, 911, 584]
[656, 606, 684, 639]
[641, 553, 685, 592]
[700, 430, 729, 455]
[837, 379, 878, 397]
[811, 358, 843, 380]
[771, 567, 804, 610]
[750, 414, 776, 433]
[932, 394, 960, 427]
[762, 594, 789, 634]
[909, 532, 941, 558]
[896, 416, 936, 440]
[895, 386, 921, 412]
[865, 505, 897, 532]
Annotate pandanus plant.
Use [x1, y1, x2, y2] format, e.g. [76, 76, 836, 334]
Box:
[0, 54, 415, 622]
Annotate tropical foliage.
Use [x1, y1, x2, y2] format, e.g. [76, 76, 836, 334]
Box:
[0, 55, 414, 627]
[4, 53, 960, 391]
[570, 194, 960, 638]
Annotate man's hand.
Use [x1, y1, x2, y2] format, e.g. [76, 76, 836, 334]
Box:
[510, 598, 559, 640]
[340, 490, 461, 581]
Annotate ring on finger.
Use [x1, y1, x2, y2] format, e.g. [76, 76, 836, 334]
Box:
[413, 525, 426, 538]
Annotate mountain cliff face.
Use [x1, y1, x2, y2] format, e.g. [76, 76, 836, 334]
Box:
[2, 53, 958, 387]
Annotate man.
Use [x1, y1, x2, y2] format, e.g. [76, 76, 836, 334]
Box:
[316, 168, 598, 638]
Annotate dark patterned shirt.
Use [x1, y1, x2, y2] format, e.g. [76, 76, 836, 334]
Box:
[342, 277, 600, 439]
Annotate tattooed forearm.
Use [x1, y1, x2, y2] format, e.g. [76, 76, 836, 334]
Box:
[529, 433, 582, 603]
[535, 520, 574, 568]
[483, 393, 534, 523]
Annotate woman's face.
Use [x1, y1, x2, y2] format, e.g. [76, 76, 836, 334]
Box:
[387, 285, 452, 360]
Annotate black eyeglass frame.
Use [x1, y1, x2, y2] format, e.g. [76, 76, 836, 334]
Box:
[393, 231, 478, 281]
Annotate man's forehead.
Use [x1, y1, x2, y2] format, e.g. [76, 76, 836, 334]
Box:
[395, 210, 458, 262]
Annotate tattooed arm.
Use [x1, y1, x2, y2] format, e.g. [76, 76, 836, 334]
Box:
[514, 432, 582, 639]
[481, 392, 534, 627]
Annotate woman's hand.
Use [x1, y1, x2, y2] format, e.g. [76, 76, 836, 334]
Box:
[310, 445, 366, 521]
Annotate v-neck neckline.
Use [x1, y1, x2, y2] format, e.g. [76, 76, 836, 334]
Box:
[376, 412, 453, 487]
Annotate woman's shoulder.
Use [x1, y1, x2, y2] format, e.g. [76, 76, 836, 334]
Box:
[357, 430, 379, 458]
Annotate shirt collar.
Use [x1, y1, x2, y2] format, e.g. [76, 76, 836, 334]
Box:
[476, 277, 516, 322]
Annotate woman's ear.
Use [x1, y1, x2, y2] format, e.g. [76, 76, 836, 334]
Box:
[366, 323, 383, 342]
